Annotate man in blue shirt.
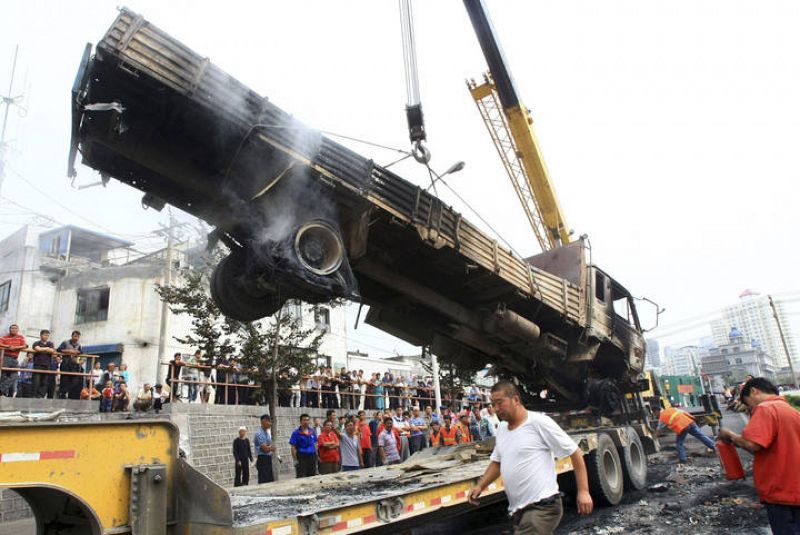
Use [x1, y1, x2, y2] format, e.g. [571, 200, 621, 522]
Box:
[409, 406, 428, 454]
[253, 414, 275, 484]
[289, 413, 318, 478]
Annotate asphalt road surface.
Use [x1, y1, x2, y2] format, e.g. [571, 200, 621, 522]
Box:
[1, 409, 770, 535]
[409, 408, 770, 535]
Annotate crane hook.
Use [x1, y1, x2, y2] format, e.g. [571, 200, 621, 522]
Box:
[412, 141, 431, 164]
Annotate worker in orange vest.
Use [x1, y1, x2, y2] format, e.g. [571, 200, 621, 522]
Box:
[429, 419, 443, 447]
[657, 406, 716, 463]
[440, 417, 459, 446]
[458, 411, 472, 444]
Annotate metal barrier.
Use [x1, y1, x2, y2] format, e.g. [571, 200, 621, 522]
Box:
[0, 348, 100, 400]
[158, 360, 458, 409]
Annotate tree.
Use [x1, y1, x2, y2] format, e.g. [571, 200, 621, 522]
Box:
[154, 253, 239, 374]
[421, 348, 485, 410]
[156, 247, 341, 481]
[236, 301, 329, 480]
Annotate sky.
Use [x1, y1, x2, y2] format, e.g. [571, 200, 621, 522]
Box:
[1, 0, 799, 360]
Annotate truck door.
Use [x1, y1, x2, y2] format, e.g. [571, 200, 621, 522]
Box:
[591, 269, 613, 332]
[609, 281, 645, 372]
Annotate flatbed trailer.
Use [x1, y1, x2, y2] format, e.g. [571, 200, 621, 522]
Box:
[0, 419, 654, 534]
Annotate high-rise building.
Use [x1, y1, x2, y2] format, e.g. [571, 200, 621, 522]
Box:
[662, 345, 707, 376]
[645, 339, 661, 369]
[711, 290, 797, 369]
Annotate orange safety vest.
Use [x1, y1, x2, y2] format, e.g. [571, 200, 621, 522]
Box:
[458, 423, 472, 444]
[441, 425, 458, 446]
[659, 407, 695, 434]
[430, 429, 442, 447]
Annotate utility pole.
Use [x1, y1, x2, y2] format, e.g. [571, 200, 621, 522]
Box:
[768, 295, 799, 389]
[156, 211, 177, 385]
[1, 45, 24, 194]
[428, 348, 442, 418]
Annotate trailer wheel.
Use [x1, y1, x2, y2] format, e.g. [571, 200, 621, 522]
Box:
[211, 252, 283, 321]
[587, 433, 624, 506]
[621, 427, 648, 491]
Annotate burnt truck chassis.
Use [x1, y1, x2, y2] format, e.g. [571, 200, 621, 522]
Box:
[69, 9, 648, 421]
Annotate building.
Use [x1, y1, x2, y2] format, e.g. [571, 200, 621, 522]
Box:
[645, 339, 661, 369]
[701, 327, 776, 384]
[711, 290, 796, 370]
[662, 345, 707, 376]
[0, 225, 347, 392]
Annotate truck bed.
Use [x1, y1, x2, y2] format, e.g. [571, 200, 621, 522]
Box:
[87, 9, 584, 325]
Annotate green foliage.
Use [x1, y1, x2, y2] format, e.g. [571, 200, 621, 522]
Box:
[786, 394, 800, 410]
[236, 301, 327, 404]
[154, 253, 238, 362]
[155, 249, 337, 400]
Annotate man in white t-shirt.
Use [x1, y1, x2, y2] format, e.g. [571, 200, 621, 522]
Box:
[469, 381, 593, 534]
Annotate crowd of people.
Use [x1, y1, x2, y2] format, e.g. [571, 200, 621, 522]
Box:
[231, 402, 501, 485]
[0, 325, 127, 403]
[163, 353, 493, 413]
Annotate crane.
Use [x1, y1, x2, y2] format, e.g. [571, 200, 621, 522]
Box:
[463, 0, 571, 252]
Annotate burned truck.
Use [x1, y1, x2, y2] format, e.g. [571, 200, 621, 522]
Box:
[69, 9, 652, 421]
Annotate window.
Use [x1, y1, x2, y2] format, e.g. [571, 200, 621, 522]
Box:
[49, 235, 61, 255]
[287, 300, 303, 321]
[613, 297, 630, 321]
[0, 280, 9, 312]
[75, 286, 110, 324]
[315, 307, 331, 332]
[595, 272, 605, 302]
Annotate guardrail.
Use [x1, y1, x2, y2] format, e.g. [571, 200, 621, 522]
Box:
[160, 362, 465, 409]
[0, 348, 100, 399]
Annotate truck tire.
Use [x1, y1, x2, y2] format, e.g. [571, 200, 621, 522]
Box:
[587, 433, 624, 506]
[621, 427, 647, 491]
[211, 252, 283, 321]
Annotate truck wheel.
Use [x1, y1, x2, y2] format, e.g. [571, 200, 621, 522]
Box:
[587, 433, 624, 506]
[621, 427, 648, 491]
[211, 252, 283, 321]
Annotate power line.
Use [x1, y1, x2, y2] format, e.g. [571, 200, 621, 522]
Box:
[427, 165, 523, 258]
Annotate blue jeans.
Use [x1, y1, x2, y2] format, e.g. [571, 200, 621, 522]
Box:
[342, 465, 360, 472]
[766, 504, 800, 535]
[676, 422, 716, 462]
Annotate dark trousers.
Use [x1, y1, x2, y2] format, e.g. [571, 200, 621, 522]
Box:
[296, 453, 316, 478]
[766, 503, 800, 535]
[46, 373, 57, 399]
[362, 448, 374, 468]
[32, 366, 49, 398]
[235, 460, 251, 487]
[322, 386, 337, 408]
[409, 434, 425, 455]
[0, 356, 18, 396]
[512, 497, 563, 535]
[256, 455, 273, 484]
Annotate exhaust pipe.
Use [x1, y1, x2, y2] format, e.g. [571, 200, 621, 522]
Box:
[484, 305, 541, 345]
[294, 221, 345, 276]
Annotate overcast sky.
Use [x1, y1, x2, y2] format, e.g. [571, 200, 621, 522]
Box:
[1, 1, 798, 359]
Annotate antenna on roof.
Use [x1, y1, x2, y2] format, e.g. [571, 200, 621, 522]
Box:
[0, 45, 26, 197]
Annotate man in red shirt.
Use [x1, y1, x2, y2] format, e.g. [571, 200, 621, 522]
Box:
[0, 324, 28, 397]
[357, 410, 374, 467]
[719, 377, 800, 534]
[318, 420, 341, 474]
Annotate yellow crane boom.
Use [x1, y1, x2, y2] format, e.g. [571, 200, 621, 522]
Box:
[464, 0, 571, 251]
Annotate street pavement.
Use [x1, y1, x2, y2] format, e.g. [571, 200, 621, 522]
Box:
[413, 408, 770, 535]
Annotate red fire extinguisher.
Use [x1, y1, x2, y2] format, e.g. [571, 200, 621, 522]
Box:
[717, 440, 745, 480]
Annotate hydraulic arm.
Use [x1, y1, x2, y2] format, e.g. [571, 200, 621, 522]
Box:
[463, 0, 571, 250]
